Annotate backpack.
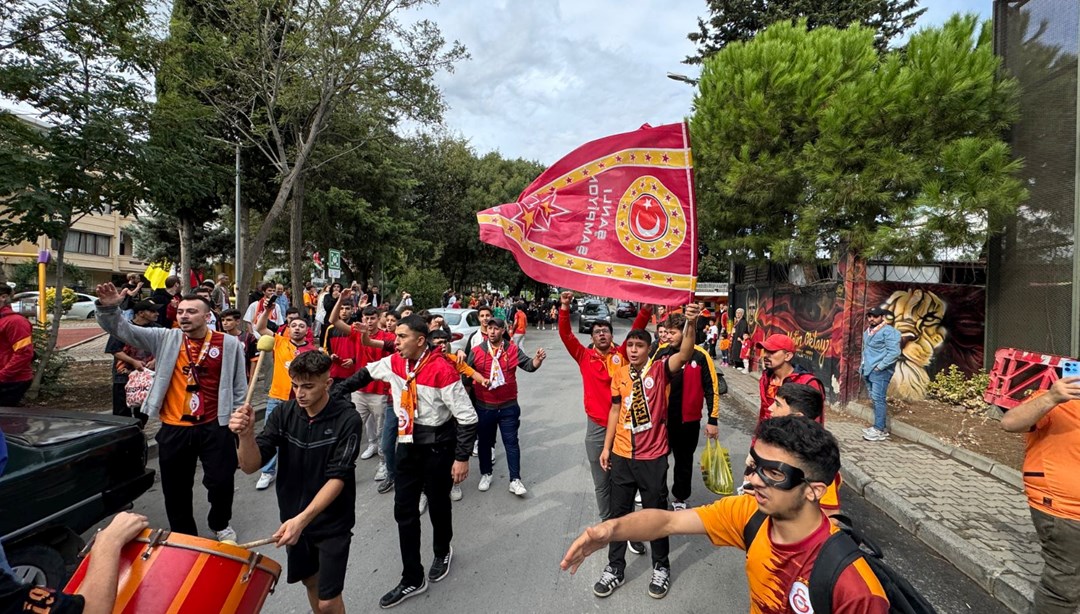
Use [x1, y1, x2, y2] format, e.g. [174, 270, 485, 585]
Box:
[742, 511, 937, 614]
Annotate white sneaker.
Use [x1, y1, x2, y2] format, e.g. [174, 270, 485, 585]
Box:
[508, 479, 527, 496]
[360, 443, 379, 460]
[635, 492, 642, 505]
[450, 484, 463, 501]
[672, 500, 688, 511]
[215, 526, 237, 543]
[472, 441, 478, 457]
[255, 472, 274, 490]
[419, 493, 428, 515]
[374, 462, 388, 482]
[478, 474, 493, 492]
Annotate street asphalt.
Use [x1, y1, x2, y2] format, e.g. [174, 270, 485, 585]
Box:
[93, 315, 1004, 613]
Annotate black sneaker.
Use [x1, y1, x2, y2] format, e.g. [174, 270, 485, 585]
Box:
[627, 540, 646, 555]
[428, 546, 452, 582]
[377, 478, 395, 495]
[593, 565, 624, 598]
[648, 563, 670, 599]
[379, 579, 427, 609]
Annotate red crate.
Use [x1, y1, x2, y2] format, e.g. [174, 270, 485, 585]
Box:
[984, 348, 1070, 410]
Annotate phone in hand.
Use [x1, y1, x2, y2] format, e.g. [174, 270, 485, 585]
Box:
[1063, 360, 1080, 378]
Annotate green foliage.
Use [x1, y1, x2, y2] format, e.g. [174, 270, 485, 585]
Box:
[31, 323, 71, 398]
[686, 0, 924, 63]
[926, 365, 990, 410]
[10, 261, 87, 291]
[691, 15, 1026, 265]
[392, 267, 448, 311]
[43, 287, 77, 313]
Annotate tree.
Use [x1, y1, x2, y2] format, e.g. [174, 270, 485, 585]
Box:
[176, 0, 465, 313]
[0, 0, 154, 395]
[690, 16, 1026, 265]
[685, 0, 924, 64]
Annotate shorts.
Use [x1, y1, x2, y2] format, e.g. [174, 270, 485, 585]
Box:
[286, 533, 352, 600]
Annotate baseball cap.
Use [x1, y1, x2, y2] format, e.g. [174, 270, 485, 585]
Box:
[867, 307, 891, 317]
[488, 318, 507, 329]
[133, 299, 159, 312]
[756, 333, 797, 353]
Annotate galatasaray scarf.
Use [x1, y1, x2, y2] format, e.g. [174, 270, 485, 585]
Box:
[399, 350, 434, 443]
[626, 359, 654, 434]
[487, 343, 506, 389]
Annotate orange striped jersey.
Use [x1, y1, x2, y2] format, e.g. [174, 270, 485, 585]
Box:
[695, 495, 888, 613]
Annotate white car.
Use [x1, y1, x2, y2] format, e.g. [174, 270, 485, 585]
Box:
[427, 308, 481, 354]
[9, 291, 98, 319]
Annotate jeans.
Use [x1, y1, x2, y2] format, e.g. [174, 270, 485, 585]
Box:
[0, 542, 11, 575]
[863, 368, 894, 431]
[584, 420, 611, 521]
[1031, 507, 1080, 614]
[262, 398, 284, 475]
[394, 442, 454, 586]
[477, 403, 521, 480]
[155, 422, 237, 535]
[381, 399, 397, 481]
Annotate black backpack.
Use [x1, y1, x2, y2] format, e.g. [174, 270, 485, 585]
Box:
[742, 511, 937, 614]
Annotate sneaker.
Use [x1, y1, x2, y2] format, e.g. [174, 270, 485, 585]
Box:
[360, 443, 379, 460]
[428, 546, 452, 582]
[592, 565, 624, 598]
[378, 478, 395, 494]
[379, 579, 427, 609]
[862, 427, 890, 442]
[634, 492, 642, 505]
[374, 462, 388, 482]
[419, 493, 428, 515]
[450, 484, 463, 501]
[472, 441, 478, 457]
[215, 526, 237, 543]
[627, 541, 646, 555]
[255, 472, 275, 490]
[508, 479, 527, 496]
[648, 563, 671, 599]
[478, 474, 493, 492]
[672, 500, 688, 511]
[862, 426, 876, 435]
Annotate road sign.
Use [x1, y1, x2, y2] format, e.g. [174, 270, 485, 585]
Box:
[328, 267, 341, 279]
[328, 249, 341, 270]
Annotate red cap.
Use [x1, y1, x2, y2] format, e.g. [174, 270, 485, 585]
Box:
[756, 333, 796, 353]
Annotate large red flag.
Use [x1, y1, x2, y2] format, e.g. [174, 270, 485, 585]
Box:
[478, 122, 697, 303]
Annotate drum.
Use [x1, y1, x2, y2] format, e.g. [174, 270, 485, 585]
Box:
[63, 528, 281, 614]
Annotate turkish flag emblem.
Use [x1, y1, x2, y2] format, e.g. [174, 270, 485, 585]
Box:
[629, 195, 668, 242]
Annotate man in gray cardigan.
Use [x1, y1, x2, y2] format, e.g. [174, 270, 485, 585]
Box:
[96, 283, 247, 541]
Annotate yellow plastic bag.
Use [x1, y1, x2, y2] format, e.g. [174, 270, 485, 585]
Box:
[701, 439, 735, 496]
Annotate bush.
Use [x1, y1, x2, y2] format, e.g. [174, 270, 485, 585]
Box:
[926, 365, 990, 410]
[31, 323, 72, 398]
[392, 267, 448, 311]
[43, 287, 77, 314]
[11, 262, 87, 292]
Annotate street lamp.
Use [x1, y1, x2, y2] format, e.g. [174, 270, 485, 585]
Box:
[667, 72, 699, 86]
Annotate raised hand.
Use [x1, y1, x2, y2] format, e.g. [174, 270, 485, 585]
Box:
[560, 291, 573, 308]
[95, 283, 123, 307]
[684, 303, 701, 320]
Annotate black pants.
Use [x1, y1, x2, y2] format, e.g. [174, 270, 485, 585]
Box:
[0, 380, 32, 406]
[607, 454, 670, 573]
[667, 419, 701, 503]
[394, 441, 454, 585]
[155, 422, 237, 536]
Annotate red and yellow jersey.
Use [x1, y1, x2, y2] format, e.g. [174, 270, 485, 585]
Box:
[695, 495, 888, 614]
[269, 335, 317, 401]
[609, 358, 671, 460]
[1023, 394, 1080, 520]
[161, 332, 224, 426]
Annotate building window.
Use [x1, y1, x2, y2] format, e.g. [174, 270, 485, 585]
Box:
[52, 230, 112, 256]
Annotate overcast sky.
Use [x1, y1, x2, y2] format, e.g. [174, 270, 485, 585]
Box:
[410, 0, 992, 165]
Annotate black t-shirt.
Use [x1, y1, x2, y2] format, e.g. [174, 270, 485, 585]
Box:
[106, 321, 162, 384]
[0, 572, 84, 614]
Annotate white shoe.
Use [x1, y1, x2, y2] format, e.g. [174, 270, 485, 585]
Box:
[360, 443, 379, 460]
[419, 493, 428, 515]
[374, 462, 388, 482]
[450, 484, 463, 501]
[255, 472, 274, 490]
[472, 441, 478, 457]
[508, 479, 527, 496]
[215, 526, 237, 543]
[478, 474, 493, 492]
[635, 492, 642, 505]
[672, 500, 688, 511]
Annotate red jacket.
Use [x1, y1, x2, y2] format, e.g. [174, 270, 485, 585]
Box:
[656, 344, 719, 424]
[758, 366, 825, 424]
[558, 307, 652, 427]
[0, 306, 34, 383]
[358, 329, 394, 396]
[323, 327, 362, 380]
[468, 340, 537, 409]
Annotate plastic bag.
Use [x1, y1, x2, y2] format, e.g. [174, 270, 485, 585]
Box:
[701, 439, 735, 496]
[125, 368, 155, 410]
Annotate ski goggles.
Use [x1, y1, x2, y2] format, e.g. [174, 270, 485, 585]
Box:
[748, 448, 810, 491]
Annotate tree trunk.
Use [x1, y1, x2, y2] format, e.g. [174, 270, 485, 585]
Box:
[28, 232, 67, 398]
[289, 171, 306, 308]
[179, 217, 193, 293]
[236, 197, 250, 315]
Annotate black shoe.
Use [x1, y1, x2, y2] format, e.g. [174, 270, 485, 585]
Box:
[648, 563, 670, 599]
[593, 565, 624, 598]
[379, 579, 428, 609]
[627, 540, 646, 555]
[428, 546, 452, 582]
[377, 478, 395, 495]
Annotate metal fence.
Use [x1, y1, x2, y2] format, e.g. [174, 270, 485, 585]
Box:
[988, 0, 1080, 360]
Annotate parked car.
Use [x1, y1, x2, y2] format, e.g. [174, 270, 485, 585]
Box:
[578, 301, 613, 333]
[615, 301, 637, 319]
[427, 308, 481, 354]
[0, 408, 156, 588]
[9, 291, 98, 319]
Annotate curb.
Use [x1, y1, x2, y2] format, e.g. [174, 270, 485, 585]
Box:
[145, 401, 267, 461]
[721, 372, 1032, 613]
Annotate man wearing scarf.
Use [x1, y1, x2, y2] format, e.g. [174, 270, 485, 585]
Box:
[593, 303, 701, 601]
[333, 314, 477, 609]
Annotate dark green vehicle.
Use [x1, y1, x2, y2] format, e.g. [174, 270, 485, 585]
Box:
[0, 408, 155, 587]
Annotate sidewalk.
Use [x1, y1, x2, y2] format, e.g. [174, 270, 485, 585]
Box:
[721, 366, 1039, 614]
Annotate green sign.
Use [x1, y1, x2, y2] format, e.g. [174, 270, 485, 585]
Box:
[328, 249, 341, 269]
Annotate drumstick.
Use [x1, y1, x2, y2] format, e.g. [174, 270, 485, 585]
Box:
[236, 536, 277, 549]
[243, 335, 277, 406]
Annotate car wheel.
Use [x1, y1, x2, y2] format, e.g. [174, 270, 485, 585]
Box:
[86, 311, 95, 319]
[8, 544, 67, 588]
